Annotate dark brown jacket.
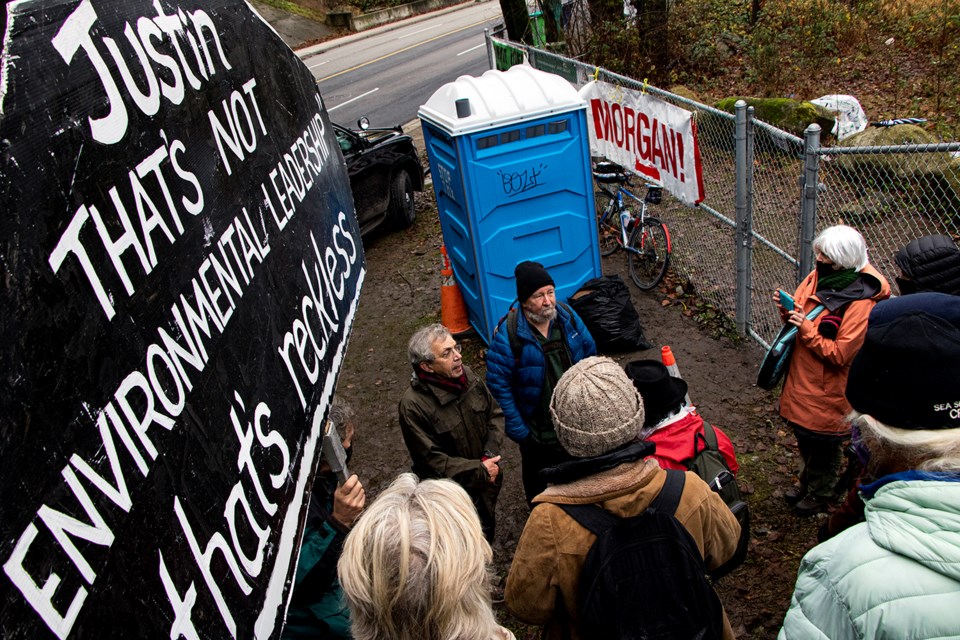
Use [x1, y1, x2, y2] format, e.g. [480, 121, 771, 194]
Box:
[398, 365, 503, 489]
[505, 459, 740, 640]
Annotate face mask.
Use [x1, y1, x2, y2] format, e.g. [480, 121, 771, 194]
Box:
[816, 261, 835, 278]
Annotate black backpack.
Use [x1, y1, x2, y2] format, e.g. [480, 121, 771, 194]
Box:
[686, 423, 750, 579]
[560, 469, 725, 640]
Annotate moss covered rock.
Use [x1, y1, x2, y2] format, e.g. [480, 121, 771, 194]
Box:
[715, 97, 835, 139]
[840, 123, 939, 147]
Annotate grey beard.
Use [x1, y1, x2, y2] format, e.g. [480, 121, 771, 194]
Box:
[524, 305, 557, 325]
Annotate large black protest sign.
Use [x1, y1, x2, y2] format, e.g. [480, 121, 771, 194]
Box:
[0, 0, 364, 637]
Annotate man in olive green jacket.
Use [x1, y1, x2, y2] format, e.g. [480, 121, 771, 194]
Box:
[398, 324, 504, 541]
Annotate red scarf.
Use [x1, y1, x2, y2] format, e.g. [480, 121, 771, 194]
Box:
[415, 367, 469, 395]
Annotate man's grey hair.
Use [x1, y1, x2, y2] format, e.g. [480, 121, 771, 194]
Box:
[329, 395, 355, 431]
[407, 323, 452, 366]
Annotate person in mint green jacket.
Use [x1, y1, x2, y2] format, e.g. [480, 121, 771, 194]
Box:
[779, 293, 960, 640]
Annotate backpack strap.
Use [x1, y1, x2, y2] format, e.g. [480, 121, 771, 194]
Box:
[559, 503, 620, 538]
[771, 303, 827, 357]
[648, 468, 686, 515]
[559, 469, 686, 538]
[492, 302, 523, 362]
[506, 308, 522, 360]
[693, 422, 719, 458]
[701, 422, 719, 450]
[806, 303, 826, 320]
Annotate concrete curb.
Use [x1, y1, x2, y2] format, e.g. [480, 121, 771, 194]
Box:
[403, 118, 425, 152]
[296, 0, 486, 57]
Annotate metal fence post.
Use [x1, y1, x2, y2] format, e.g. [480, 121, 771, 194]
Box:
[484, 29, 494, 70]
[799, 124, 821, 283]
[745, 106, 756, 333]
[734, 100, 751, 336]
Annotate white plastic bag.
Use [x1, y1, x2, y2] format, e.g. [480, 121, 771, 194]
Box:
[811, 94, 868, 141]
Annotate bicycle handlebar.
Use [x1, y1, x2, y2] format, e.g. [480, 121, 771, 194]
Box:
[592, 170, 627, 185]
[593, 168, 663, 192]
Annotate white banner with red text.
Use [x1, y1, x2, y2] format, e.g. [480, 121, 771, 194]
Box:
[580, 81, 705, 205]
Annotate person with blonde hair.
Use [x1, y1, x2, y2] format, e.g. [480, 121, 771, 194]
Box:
[773, 224, 890, 515]
[338, 473, 515, 640]
[779, 292, 960, 639]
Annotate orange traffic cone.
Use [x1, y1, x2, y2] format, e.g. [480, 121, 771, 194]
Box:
[661, 345, 693, 406]
[440, 246, 471, 335]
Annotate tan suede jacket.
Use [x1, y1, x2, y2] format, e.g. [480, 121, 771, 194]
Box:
[505, 459, 740, 640]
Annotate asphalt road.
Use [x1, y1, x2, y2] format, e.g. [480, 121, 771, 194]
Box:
[302, 1, 504, 129]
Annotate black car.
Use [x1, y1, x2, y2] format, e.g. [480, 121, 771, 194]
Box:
[333, 118, 425, 237]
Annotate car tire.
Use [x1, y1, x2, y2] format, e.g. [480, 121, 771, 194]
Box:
[388, 170, 416, 229]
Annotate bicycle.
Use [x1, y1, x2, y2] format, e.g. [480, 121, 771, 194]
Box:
[593, 162, 672, 290]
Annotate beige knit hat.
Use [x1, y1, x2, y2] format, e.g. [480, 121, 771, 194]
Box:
[550, 356, 645, 458]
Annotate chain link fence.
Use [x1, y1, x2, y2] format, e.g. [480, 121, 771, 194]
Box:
[814, 138, 960, 292]
[486, 37, 746, 331]
[484, 33, 960, 349]
[745, 122, 805, 345]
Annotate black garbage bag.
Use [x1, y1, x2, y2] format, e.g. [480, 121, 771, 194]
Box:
[569, 275, 654, 352]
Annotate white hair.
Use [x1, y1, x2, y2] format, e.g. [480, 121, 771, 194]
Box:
[814, 225, 868, 271]
[337, 473, 499, 640]
[850, 411, 960, 473]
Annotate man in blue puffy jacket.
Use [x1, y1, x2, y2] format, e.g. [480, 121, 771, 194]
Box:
[486, 261, 596, 505]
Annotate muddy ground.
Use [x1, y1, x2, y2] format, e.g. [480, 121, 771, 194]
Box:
[335, 186, 833, 639]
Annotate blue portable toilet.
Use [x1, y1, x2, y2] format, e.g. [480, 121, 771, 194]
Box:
[418, 65, 601, 344]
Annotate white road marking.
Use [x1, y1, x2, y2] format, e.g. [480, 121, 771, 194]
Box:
[398, 24, 443, 39]
[328, 88, 380, 111]
[457, 43, 484, 56]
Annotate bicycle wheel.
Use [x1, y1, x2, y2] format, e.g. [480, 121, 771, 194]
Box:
[627, 217, 671, 290]
[595, 191, 621, 257]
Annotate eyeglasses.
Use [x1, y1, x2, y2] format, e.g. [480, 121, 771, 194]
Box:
[435, 343, 462, 360]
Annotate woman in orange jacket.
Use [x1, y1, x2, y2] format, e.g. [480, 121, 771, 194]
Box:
[774, 225, 890, 516]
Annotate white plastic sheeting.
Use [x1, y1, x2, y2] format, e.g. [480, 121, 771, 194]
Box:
[811, 94, 868, 141]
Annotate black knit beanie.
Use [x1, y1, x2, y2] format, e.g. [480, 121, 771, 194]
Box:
[846, 292, 960, 430]
[515, 261, 554, 303]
